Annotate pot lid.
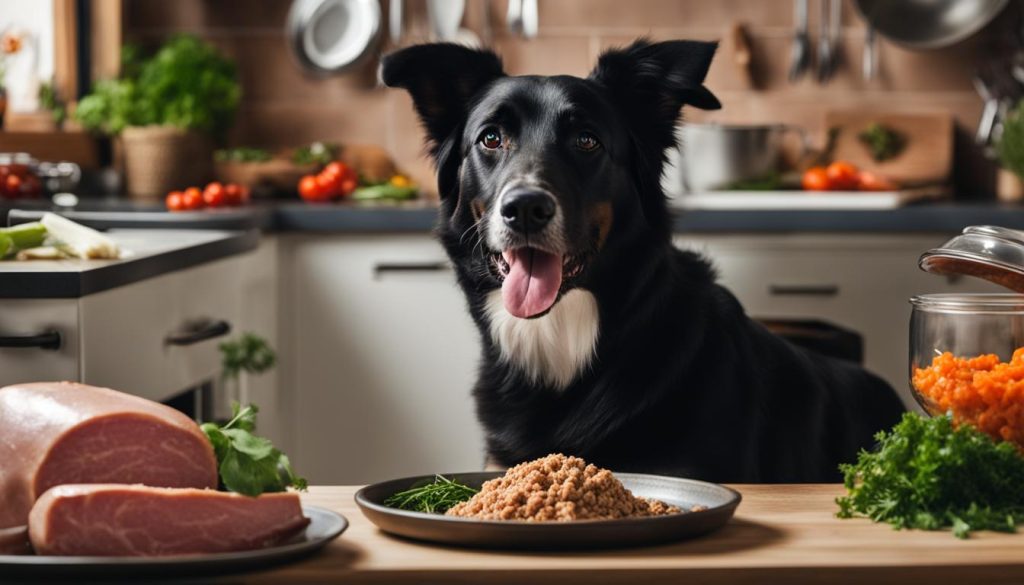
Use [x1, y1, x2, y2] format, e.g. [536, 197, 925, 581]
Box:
[919, 225, 1024, 293]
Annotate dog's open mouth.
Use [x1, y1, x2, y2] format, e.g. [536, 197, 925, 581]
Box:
[489, 247, 588, 319]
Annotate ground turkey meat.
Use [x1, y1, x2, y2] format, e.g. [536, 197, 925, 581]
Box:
[447, 454, 689, 521]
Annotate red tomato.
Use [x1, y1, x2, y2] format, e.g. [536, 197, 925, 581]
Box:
[322, 161, 346, 179]
[5, 174, 22, 198]
[825, 161, 859, 191]
[166, 191, 185, 211]
[857, 170, 899, 192]
[202, 182, 226, 207]
[237, 184, 251, 204]
[223, 183, 242, 206]
[298, 175, 326, 201]
[801, 167, 830, 191]
[181, 187, 204, 210]
[20, 174, 41, 197]
[316, 173, 340, 199]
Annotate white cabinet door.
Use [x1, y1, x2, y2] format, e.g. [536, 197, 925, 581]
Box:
[0, 299, 79, 385]
[282, 234, 484, 484]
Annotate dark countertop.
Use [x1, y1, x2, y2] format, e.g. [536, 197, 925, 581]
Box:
[0, 229, 259, 298]
[6, 199, 1024, 234]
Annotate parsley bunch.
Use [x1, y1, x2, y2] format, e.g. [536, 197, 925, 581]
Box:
[837, 413, 1024, 538]
[202, 403, 307, 497]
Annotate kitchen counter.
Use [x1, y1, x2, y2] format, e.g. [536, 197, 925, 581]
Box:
[9, 200, 1024, 234]
[0, 229, 258, 298]
[236, 484, 1024, 585]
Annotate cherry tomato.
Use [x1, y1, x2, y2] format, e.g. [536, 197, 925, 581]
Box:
[202, 182, 226, 207]
[337, 165, 359, 197]
[299, 175, 326, 201]
[237, 184, 251, 204]
[825, 161, 859, 191]
[166, 191, 185, 211]
[5, 174, 22, 198]
[801, 166, 830, 191]
[322, 161, 346, 180]
[181, 187, 204, 210]
[857, 170, 899, 192]
[316, 173, 340, 199]
[223, 183, 242, 206]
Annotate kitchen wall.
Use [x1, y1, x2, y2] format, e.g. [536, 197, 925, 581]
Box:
[123, 0, 1014, 197]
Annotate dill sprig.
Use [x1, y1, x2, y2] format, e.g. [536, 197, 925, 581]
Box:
[384, 475, 478, 514]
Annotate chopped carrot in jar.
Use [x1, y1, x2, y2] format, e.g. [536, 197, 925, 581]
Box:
[913, 348, 1024, 446]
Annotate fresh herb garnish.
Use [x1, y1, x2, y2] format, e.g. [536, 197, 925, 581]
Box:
[384, 475, 478, 513]
[837, 412, 1024, 538]
[858, 122, 906, 162]
[201, 403, 307, 497]
[292, 141, 340, 166]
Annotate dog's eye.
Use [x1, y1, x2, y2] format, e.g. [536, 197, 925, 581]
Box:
[479, 129, 502, 150]
[576, 131, 601, 152]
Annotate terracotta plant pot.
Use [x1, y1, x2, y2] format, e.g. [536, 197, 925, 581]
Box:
[120, 126, 213, 199]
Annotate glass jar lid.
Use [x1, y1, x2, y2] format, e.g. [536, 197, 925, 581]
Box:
[910, 293, 1024, 313]
[918, 225, 1024, 292]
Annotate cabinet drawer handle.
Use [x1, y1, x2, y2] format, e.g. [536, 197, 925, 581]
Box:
[373, 262, 451, 278]
[0, 330, 61, 350]
[769, 284, 840, 297]
[165, 320, 232, 346]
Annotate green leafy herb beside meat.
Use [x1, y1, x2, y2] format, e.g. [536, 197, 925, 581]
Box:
[201, 403, 307, 497]
[837, 413, 1024, 538]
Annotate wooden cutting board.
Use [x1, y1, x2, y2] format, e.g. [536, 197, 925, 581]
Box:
[824, 110, 953, 185]
[242, 484, 1024, 585]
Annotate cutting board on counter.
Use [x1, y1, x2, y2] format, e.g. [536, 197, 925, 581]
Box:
[675, 186, 948, 210]
[824, 110, 953, 185]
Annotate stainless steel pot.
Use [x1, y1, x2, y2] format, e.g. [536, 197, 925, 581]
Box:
[678, 124, 808, 193]
[854, 0, 1008, 50]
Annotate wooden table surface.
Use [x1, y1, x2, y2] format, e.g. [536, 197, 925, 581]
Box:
[229, 484, 1024, 585]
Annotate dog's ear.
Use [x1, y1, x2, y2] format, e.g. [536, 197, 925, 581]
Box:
[381, 43, 505, 144]
[588, 39, 719, 232]
[589, 39, 720, 123]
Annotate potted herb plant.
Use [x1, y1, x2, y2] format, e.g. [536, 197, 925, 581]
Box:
[997, 100, 1024, 202]
[76, 36, 241, 198]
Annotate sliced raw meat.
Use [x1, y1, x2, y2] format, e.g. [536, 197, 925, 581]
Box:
[0, 382, 218, 529]
[29, 484, 310, 556]
[0, 525, 30, 555]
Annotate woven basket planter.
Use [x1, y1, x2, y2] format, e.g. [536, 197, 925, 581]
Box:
[121, 126, 213, 199]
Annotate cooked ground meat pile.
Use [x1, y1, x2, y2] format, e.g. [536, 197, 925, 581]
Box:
[447, 454, 696, 521]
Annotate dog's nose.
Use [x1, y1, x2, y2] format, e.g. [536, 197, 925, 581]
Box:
[500, 190, 556, 233]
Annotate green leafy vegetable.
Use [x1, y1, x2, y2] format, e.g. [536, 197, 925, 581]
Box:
[216, 147, 272, 163]
[384, 475, 478, 514]
[998, 100, 1024, 180]
[76, 36, 240, 138]
[292, 141, 340, 166]
[858, 122, 906, 162]
[201, 403, 307, 496]
[837, 412, 1024, 538]
[219, 333, 276, 381]
[352, 184, 418, 201]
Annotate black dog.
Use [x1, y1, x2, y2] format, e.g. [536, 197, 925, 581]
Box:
[382, 40, 904, 482]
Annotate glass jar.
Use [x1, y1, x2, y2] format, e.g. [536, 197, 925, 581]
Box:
[910, 294, 1024, 442]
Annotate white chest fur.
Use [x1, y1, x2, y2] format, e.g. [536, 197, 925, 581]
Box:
[483, 288, 600, 390]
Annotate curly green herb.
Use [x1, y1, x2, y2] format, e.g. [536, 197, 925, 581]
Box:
[837, 412, 1024, 538]
[384, 475, 478, 514]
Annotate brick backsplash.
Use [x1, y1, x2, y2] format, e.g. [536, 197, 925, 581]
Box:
[124, 0, 1015, 198]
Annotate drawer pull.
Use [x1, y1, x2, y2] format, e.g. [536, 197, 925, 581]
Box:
[769, 284, 840, 297]
[373, 262, 451, 278]
[0, 330, 61, 350]
[165, 320, 232, 346]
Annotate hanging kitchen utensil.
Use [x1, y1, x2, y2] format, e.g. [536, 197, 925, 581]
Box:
[789, 0, 810, 82]
[427, 0, 464, 42]
[521, 0, 538, 39]
[286, 0, 382, 74]
[816, 0, 840, 83]
[862, 25, 877, 81]
[853, 0, 1008, 50]
[507, 0, 523, 36]
[389, 0, 402, 45]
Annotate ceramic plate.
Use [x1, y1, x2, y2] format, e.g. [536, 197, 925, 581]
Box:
[0, 505, 346, 579]
[356, 472, 741, 549]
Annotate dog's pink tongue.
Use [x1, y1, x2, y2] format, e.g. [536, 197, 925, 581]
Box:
[502, 248, 563, 318]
